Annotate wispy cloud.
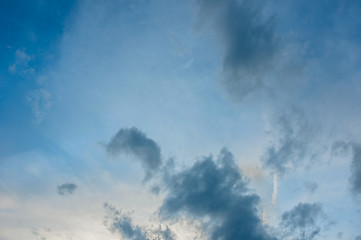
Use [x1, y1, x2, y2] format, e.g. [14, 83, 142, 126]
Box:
[197, 0, 278, 101]
[106, 127, 162, 181]
[104, 203, 174, 240]
[331, 141, 361, 198]
[280, 202, 328, 240]
[57, 183, 77, 196]
[262, 106, 315, 176]
[304, 181, 318, 194]
[26, 88, 52, 124]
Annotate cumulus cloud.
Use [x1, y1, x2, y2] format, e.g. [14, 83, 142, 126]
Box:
[57, 183, 77, 196]
[262, 107, 315, 176]
[280, 202, 326, 240]
[197, 0, 278, 101]
[104, 203, 174, 240]
[106, 127, 162, 181]
[160, 148, 275, 240]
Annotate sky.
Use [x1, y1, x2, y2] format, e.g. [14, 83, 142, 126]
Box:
[0, 0, 361, 239]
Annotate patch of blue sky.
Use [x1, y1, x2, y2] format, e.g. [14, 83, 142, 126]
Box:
[0, 0, 78, 158]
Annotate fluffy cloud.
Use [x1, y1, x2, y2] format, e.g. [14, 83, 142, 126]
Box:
[197, 0, 278, 101]
[160, 148, 275, 240]
[106, 127, 162, 181]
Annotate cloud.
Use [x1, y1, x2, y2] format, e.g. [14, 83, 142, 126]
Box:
[280, 202, 326, 240]
[355, 235, 361, 240]
[106, 127, 162, 181]
[272, 173, 278, 205]
[262, 106, 315, 176]
[304, 181, 318, 194]
[350, 144, 361, 197]
[57, 183, 77, 196]
[104, 203, 175, 240]
[26, 88, 52, 124]
[159, 148, 275, 240]
[332, 141, 361, 197]
[197, 0, 278, 101]
[8, 49, 33, 75]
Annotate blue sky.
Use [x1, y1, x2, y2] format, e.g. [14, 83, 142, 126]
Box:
[1, 0, 361, 239]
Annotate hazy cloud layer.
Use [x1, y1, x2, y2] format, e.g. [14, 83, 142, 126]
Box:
[198, 0, 278, 101]
[281, 203, 325, 240]
[106, 127, 162, 180]
[57, 183, 77, 196]
[104, 203, 174, 240]
[160, 148, 275, 240]
[262, 107, 314, 176]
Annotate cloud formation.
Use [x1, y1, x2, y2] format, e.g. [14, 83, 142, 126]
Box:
[57, 183, 77, 196]
[160, 148, 275, 240]
[262, 107, 314, 176]
[198, 0, 278, 101]
[304, 181, 318, 194]
[350, 144, 361, 197]
[26, 88, 52, 124]
[280, 202, 325, 240]
[332, 141, 361, 197]
[106, 127, 162, 181]
[104, 203, 174, 240]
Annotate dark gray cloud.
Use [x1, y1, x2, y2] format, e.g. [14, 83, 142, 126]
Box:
[57, 183, 77, 196]
[355, 235, 361, 240]
[198, 0, 278, 101]
[304, 181, 318, 194]
[332, 141, 361, 197]
[160, 148, 275, 240]
[281, 203, 325, 240]
[104, 203, 174, 240]
[106, 127, 162, 181]
[262, 107, 314, 176]
[350, 144, 361, 196]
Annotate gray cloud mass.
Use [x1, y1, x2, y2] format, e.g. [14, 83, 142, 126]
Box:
[106, 127, 162, 181]
[57, 183, 77, 196]
[350, 144, 361, 197]
[281, 202, 325, 240]
[332, 141, 361, 197]
[160, 148, 275, 240]
[198, 0, 278, 101]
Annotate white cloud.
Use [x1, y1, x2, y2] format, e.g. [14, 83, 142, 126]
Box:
[26, 88, 52, 124]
